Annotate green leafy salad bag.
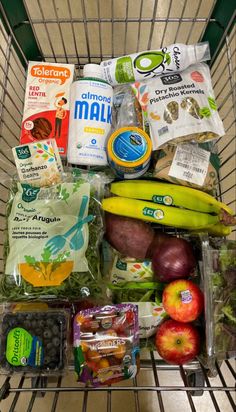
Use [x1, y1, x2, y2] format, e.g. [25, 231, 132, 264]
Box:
[1, 170, 107, 301]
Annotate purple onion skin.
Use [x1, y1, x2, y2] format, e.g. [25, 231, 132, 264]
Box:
[146, 233, 170, 259]
[152, 237, 196, 282]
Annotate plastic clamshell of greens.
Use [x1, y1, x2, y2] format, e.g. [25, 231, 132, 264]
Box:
[202, 238, 236, 374]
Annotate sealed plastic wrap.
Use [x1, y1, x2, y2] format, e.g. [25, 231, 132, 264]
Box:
[151, 142, 220, 193]
[101, 42, 210, 85]
[110, 282, 166, 339]
[74, 304, 140, 386]
[102, 243, 166, 339]
[101, 240, 156, 286]
[112, 85, 143, 131]
[1, 169, 108, 301]
[0, 303, 69, 375]
[202, 239, 236, 373]
[132, 63, 225, 149]
[110, 253, 154, 284]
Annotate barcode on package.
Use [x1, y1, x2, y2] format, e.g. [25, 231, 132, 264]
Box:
[168, 144, 210, 186]
[176, 162, 205, 174]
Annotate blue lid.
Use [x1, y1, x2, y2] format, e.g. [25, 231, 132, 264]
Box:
[112, 130, 148, 163]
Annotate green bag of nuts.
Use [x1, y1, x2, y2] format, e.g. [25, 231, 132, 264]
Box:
[152, 143, 220, 193]
[132, 63, 225, 149]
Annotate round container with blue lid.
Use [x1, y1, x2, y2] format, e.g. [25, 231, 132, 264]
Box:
[107, 127, 152, 179]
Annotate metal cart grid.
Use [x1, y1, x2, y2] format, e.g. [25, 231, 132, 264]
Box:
[0, 1, 235, 411]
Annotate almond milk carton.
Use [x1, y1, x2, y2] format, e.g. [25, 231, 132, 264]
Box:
[20, 61, 75, 157]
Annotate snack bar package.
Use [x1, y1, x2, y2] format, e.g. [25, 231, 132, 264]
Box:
[20, 61, 75, 157]
[132, 63, 225, 149]
[12, 139, 63, 187]
[152, 143, 220, 193]
[74, 304, 140, 386]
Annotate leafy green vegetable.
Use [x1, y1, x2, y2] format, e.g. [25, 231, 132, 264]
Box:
[207, 240, 236, 358]
[109, 281, 164, 304]
[219, 242, 236, 271]
[0, 171, 106, 302]
[212, 272, 225, 287]
[221, 304, 236, 325]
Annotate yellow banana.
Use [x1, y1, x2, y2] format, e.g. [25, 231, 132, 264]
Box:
[102, 197, 220, 230]
[110, 180, 233, 216]
[191, 223, 231, 237]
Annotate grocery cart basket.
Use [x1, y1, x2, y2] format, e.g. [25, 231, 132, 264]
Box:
[0, 0, 235, 411]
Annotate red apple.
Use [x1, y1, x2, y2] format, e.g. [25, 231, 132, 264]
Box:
[155, 319, 200, 365]
[162, 279, 204, 322]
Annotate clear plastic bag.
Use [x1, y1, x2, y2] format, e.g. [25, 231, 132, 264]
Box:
[132, 63, 225, 149]
[1, 169, 108, 301]
[102, 242, 166, 339]
[110, 282, 166, 339]
[202, 238, 236, 374]
[151, 142, 220, 194]
[112, 85, 143, 131]
[74, 303, 140, 386]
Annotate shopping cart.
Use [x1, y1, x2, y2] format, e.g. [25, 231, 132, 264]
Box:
[0, 1, 235, 411]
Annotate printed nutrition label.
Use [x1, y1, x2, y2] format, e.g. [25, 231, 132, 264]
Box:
[168, 143, 210, 186]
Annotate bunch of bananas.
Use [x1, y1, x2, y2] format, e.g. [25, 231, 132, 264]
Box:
[102, 181, 235, 235]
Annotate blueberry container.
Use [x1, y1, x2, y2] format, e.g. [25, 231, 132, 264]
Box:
[0, 309, 69, 375]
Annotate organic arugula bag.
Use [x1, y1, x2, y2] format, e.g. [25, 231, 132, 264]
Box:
[2, 172, 105, 300]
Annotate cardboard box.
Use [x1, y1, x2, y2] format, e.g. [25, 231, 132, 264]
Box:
[20, 61, 75, 157]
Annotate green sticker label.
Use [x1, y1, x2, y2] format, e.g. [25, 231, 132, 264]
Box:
[6, 327, 43, 367]
[152, 195, 173, 205]
[115, 56, 135, 83]
[143, 207, 164, 220]
[6, 328, 33, 366]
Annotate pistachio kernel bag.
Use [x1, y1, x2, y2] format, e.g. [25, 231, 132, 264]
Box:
[132, 63, 225, 149]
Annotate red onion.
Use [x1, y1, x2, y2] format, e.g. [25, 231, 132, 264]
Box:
[152, 237, 196, 282]
[146, 232, 170, 259]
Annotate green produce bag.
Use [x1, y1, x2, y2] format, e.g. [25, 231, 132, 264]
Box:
[109, 281, 167, 340]
[1, 170, 107, 301]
